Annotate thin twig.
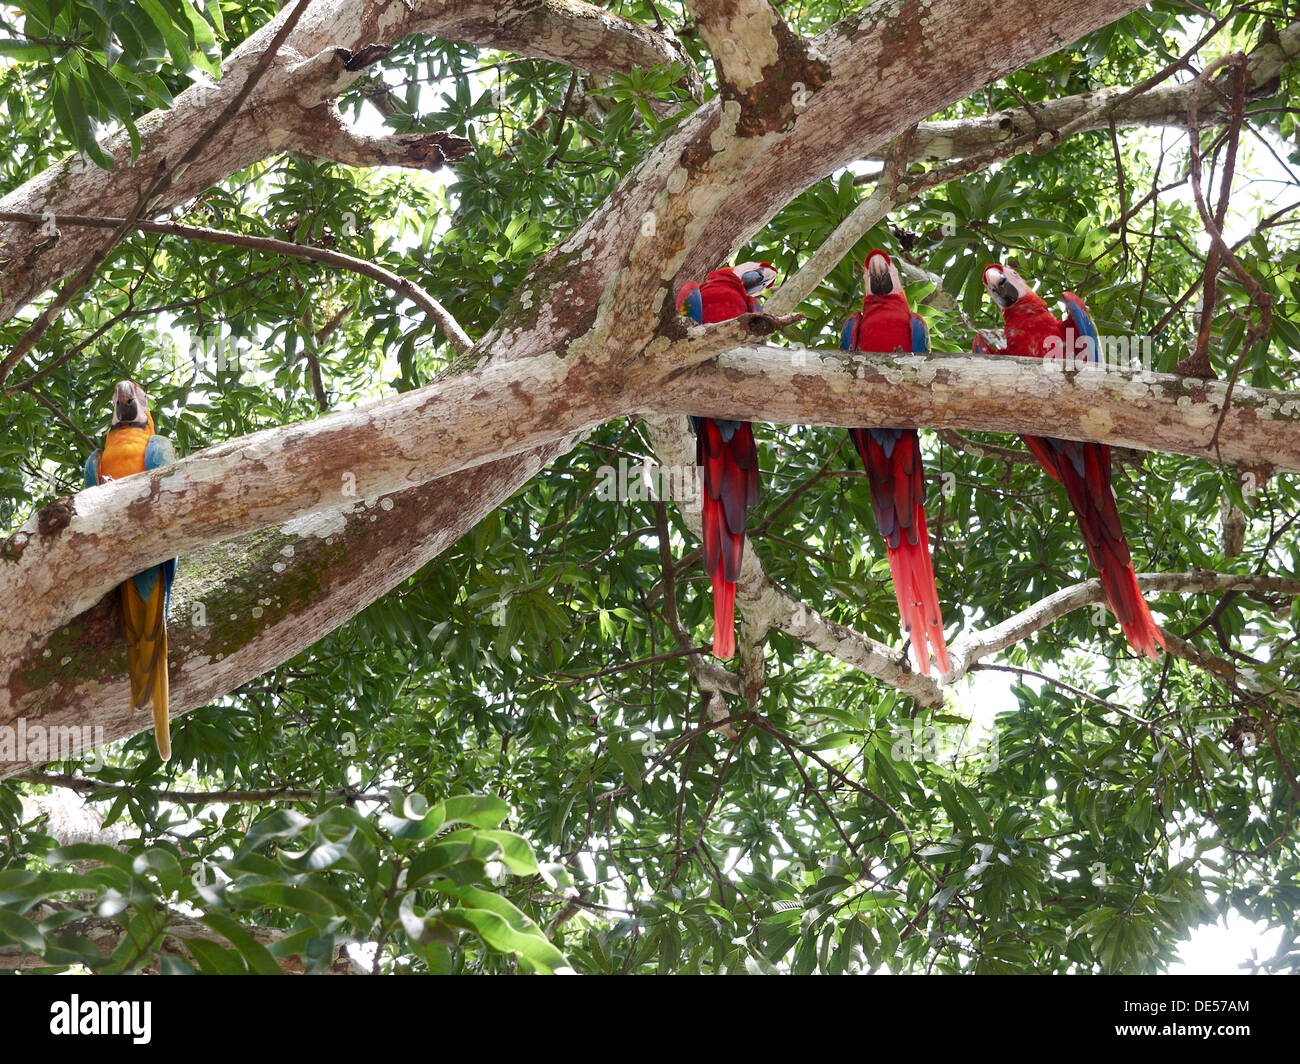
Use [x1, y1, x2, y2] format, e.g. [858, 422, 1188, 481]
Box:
[15, 770, 384, 805]
[0, 212, 473, 354]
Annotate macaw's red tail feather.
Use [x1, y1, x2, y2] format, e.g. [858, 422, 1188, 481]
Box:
[711, 568, 737, 659]
[851, 428, 950, 676]
[700, 491, 739, 659]
[1031, 434, 1164, 660]
[1104, 563, 1166, 661]
[696, 419, 758, 660]
[1021, 435, 1064, 482]
[884, 511, 951, 677]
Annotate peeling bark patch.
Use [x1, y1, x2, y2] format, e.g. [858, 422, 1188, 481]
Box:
[508, 380, 535, 411]
[342, 43, 390, 70]
[37, 497, 75, 538]
[1, 530, 29, 561]
[881, 0, 932, 65]
[731, 22, 831, 138]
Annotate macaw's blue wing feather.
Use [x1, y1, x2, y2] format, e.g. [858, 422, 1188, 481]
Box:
[687, 288, 702, 325]
[131, 566, 161, 603]
[159, 557, 177, 614]
[840, 315, 859, 351]
[1063, 293, 1101, 363]
[910, 314, 930, 355]
[142, 434, 178, 615]
[145, 435, 176, 470]
[1045, 437, 1088, 479]
[84, 451, 100, 488]
[870, 427, 902, 458]
[676, 282, 703, 325]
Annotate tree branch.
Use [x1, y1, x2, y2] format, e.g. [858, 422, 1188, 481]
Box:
[0, 211, 473, 355]
[290, 107, 473, 171]
[0, 0, 694, 329]
[946, 569, 1300, 685]
[869, 19, 1299, 165]
[6, 349, 1298, 688]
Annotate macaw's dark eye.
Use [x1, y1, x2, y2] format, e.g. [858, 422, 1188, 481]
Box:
[740, 270, 768, 294]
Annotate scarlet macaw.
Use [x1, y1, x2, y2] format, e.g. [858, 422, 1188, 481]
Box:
[977, 263, 1165, 659]
[85, 380, 178, 759]
[677, 261, 778, 659]
[841, 250, 951, 676]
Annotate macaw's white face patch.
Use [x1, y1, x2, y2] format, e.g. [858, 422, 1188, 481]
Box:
[983, 263, 1031, 308]
[111, 379, 151, 427]
[864, 251, 903, 296]
[733, 261, 777, 297]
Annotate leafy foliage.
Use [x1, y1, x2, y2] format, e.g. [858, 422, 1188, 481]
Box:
[1, 0, 1298, 973]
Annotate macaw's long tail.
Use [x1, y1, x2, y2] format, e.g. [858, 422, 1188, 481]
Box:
[121, 570, 171, 760]
[850, 428, 950, 676]
[1024, 434, 1165, 660]
[696, 417, 759, 660]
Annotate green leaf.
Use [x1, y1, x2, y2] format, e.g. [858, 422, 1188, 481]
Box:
[136, 0, 196, 70]
[476, 830, 541, 876]
[0, 40, 57, 61]
[442, 794, 510, 830]
[198, 912, 284, 975]
[0, 911, 45, 952]
[233, 883, 339, 919]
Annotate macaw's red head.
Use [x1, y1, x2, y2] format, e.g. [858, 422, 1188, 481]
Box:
[982, 263, 1033, 309]
[732, 261, 778, 297]
[111, 380, 152, 429]
[863, 250, 903, 296]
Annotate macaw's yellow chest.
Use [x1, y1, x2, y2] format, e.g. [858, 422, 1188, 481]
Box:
[99, 425, 153, 482]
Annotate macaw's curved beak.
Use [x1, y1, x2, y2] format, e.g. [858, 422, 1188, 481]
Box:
[984, 266, 1019, 308]
[866, 252, 893, 296]
[735, 262, 778, 297]
[113, 380, 139, 425]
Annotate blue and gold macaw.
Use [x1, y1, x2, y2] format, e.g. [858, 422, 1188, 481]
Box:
[85, 380, 178, 760]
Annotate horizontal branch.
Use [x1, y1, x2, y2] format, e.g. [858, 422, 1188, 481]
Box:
[290, 113, 473, 172]
[7, 348, 1298, 673]
[883, 19, 1300, 164]
[947, 569, 1300, 683]
[651, 311, 805, 371]
[1162, 633, 1300, 711]
[14, 770, 385, 805]
[648, 348, 1300, 471]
